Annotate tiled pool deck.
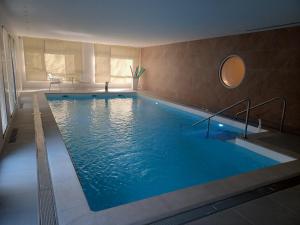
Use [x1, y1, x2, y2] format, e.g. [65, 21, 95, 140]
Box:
[187, 183, 300, 225]
[1, 90, 300, 225]
[0, 93, 38, 225]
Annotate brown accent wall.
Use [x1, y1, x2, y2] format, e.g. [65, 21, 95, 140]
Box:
[140, 26, 300, 134]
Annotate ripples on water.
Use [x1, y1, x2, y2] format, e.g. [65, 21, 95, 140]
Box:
[48, 95, 278, 211]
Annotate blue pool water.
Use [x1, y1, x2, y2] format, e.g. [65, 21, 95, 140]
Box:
[47, 93, 278, 211]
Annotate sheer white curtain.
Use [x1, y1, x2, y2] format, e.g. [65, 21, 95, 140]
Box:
[14, 37, 25, 92]
[23, 37, 46, 81]
[45, 39, 82, 81]
[23, 37, 141, 87]
[110, 46, 140, 85]
[0, 27, 8, 133]
[2, 28, 17, 116]
[23, 37, 83, 81]
[94, 44, 140, 84]
[94, 44, 111, 83]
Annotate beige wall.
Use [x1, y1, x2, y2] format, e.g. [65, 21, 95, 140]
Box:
[140, 26, 300, 134]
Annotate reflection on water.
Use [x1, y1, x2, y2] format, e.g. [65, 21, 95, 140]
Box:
[48, 95, 278, 211]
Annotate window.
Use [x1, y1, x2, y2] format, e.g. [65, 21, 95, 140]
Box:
[111, 58, 133, 77]
[23, 37, 82, 81]
[219, 55, 245, 88]
[23, 37, 141, 85]
[25, 52, 43, 70]
[23, 37, 46, 81]
[45, 39, 81, 81]
[45, 54, 66, 75]
[94, 44, 110, 83]
[94, 44, 140, 84]
[110, 58, 133, 84]
[2, 29, 17, 116]
[0, 28, 8, 133]
[110, 46, 139, 85]
[24, 52, 46, 81]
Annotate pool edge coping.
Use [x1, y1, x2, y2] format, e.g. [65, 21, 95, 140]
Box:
[38, 90, 300, 225]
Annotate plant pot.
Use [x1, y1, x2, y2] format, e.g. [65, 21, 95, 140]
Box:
[132, 77, 139, 90]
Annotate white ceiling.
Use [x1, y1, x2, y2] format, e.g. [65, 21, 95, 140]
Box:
[1, 0, 300, 47]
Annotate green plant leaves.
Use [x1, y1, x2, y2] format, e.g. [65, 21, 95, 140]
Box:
[130, 65, 146, 78]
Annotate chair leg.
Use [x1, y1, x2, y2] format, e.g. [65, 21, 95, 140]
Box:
[49, 83, 51, 91]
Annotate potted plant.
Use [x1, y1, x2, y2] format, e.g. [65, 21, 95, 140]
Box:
[130, 65, 145, 90]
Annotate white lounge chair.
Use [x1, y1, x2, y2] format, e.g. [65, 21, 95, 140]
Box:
[48, 73, 62, 91]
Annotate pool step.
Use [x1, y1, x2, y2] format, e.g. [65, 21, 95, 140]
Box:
[235, 135, 299, 162]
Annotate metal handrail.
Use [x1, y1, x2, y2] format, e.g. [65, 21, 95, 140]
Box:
[235, 97, 287, 132]
[192, 98, 251, 138]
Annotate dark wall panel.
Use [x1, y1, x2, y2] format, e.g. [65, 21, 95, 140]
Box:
[141, 27, 300, 134]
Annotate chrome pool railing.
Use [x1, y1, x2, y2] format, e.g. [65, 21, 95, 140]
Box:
[192, 98, 251, 139]
[235, 97, 287, 132]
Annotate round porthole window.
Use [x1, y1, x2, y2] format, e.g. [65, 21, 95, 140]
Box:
[219, 55, 245, 88]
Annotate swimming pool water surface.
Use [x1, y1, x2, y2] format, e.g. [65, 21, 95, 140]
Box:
[47, 93, 278, 211]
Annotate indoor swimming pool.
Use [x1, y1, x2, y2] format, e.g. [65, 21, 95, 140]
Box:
[47, 93, 279, 211]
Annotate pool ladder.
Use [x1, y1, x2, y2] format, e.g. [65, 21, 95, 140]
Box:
[192, 97, 287, 139]
[192, 98, 251, 138]
[235, 97, 287, 132]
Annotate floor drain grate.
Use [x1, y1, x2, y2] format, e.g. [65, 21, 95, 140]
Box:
[33, 94, 59, 225]
[149, 175, 300, 225]
[8, 128, 18, 143]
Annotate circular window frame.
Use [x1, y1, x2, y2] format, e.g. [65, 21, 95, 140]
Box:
[219, 55, 246, 89]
